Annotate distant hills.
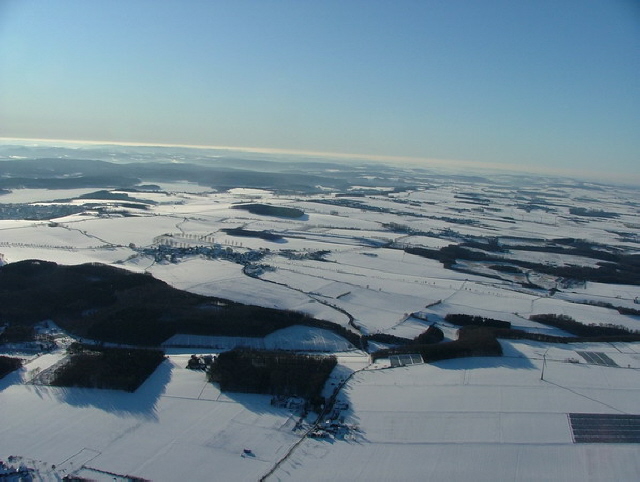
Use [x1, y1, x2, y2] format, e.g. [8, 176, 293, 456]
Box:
[0, 158, 353, 193]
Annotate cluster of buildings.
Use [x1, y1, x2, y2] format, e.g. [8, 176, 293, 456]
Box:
[139, 242, 268, 266]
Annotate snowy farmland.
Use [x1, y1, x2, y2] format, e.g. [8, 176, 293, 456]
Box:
[1, 145, 640, 480]
[3, 342, 640, 481]
[273, 341, 640, 481]
[0, 356, 306, 481]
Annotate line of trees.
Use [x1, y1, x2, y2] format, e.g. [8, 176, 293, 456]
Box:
[444, 314, 511, 329]
[207, 349, 336, 405]
[50, 343, 165, 392]
[529, 313, 638, 338]
[364, 324, 445, 348]
[413, 324, 445, 344]
[372, 326, 502, 362]
[231, 203, 304, 218]
[364, 333, 413, 346]
[221, 228, 283, 241]
[569, 207, 618, 218]
[455, 314, 640, 344]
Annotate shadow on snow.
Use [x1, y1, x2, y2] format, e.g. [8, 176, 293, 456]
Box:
[31, 359, 172, 420]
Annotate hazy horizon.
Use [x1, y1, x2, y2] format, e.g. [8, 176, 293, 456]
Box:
[1, 136, 639, 186]
[1, 1, 638, 181]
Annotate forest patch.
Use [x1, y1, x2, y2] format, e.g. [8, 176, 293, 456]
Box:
[208, 349, 336, 404]
[49, 343, 165, 392]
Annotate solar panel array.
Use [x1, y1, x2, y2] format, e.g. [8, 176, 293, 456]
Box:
[575, 351, 618, 367]
[389, 353, 423, 368]
[569, 413, 640, 443]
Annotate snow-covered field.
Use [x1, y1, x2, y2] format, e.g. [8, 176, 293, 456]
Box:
[0, 355, 304, 481]
[1, 148, 640, 480]
[274, 341, 640, 481]
[3, 341, 640, 481]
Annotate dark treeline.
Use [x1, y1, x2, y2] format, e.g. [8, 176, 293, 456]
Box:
[483, 327, 640, 344]
[220, 227, 283, 241]
[372, 326, 502, 362]
[364, 325, 444, 347]
[207, 349, 336, 404]
[445, 314, 511, 329]
[50, 343, 165, 392]
[0, 356, 22, 379]
[404, 244, 640, 285]
[569, 207, 619, 218]
[0, 260, 357, 347]
[616, 306, 640, 316]
[414, 324, 445, 344]
[77, 190, 156, 204]
[490, 265, 523, 274]
[515, 260, 640, 286]
[529, 313, 638, 338]
[461, 312, 640, 344]
[231, 203, 304, 218]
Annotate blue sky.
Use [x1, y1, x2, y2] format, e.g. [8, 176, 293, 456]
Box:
[1, 0, 638, 178]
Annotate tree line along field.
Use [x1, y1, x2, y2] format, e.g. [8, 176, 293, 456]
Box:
[207, 349, 336, 407]
[49, 343, 165, 392]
